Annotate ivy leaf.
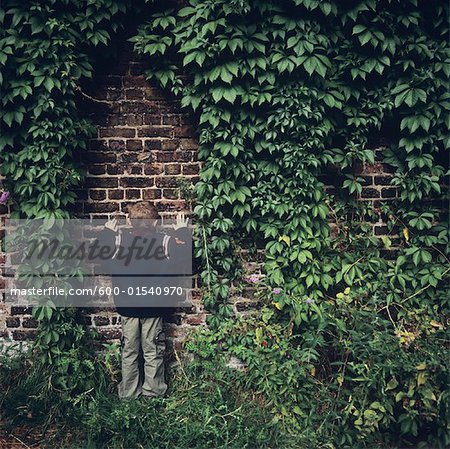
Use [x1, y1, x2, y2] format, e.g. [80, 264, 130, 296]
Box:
[220, 69, 233, 83]
[278, 235, 291, 246]
[223, 88, 237, 103]
[43, 77, 54, 92]
[211, 88, 223, 102]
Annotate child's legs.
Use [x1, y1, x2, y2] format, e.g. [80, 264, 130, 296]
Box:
[140, 316, 167, 397]
[118, 316, 142, 398]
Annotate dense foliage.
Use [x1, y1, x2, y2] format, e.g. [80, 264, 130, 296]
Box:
[1, 342, 294, 448]
[0, 0, 132, 365]
[132, 0, 449, 446]
[0, 0, 448, 448]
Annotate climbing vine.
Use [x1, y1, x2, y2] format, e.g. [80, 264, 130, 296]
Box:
[0, 0, 133, 366]
[0, 0, 448, 446]
[132, 0, 448, 320]
[132, 0, 449, 446]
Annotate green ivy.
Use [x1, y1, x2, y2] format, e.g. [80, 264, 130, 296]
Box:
[0, 0, 133, 366]
[1, 0, 448, 446]
[131, 0, 449, 446]
[132, 0, 448, 318]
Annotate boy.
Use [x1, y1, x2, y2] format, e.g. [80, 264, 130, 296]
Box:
[100, 201, 189, 399]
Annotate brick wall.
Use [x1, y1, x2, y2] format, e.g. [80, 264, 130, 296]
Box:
[0, 43, 398, 348]
[0, 177, 10, 341]
[74, 44, 206, 349]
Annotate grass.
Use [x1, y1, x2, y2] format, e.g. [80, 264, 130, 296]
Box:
[0, 343, 307, 449]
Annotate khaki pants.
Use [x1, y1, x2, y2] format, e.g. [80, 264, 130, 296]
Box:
[118, 316, 168, 399]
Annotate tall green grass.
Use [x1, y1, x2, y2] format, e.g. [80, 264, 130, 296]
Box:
[0, 342, 307, 448]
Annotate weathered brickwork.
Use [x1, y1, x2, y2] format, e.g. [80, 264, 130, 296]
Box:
[0, 177, 10, 340]
[0, 44, 398, 347]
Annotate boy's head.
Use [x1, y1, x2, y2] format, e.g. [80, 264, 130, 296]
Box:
[127, 202, 159, 229]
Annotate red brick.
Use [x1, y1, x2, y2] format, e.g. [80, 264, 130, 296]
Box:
[162, 115, 180, 126]
[84, 202, 119, 213]
[111, 316, 121, 325]
[125, 88, 144, 100]
[99, 128, 136, 138]
[179, 138, 198, 150]
[121, 153, 139, 163]
[173, 340, 184, 351]
[165, 327, 180, 338]
[185, 314, 207, 325]
[143, 87, 167, 100]
[108, 189, 125, 200]
[121, 101, 158, 114]
[156, 151, 175, 162]
[180, 114, 194, 125]
[163, 189, 179, 199]
[236, 301, 262, 311]
[98, 328, 122, 340]
[108, 115, 126, 126]
[374, 176, 393, 185]
[174, 125, 195, 138]
[90, 190, 107, 200]
[126, 114, 143, 126]
[379, 163, 394, 173]
[22, 317, 38, 328]
[144, 139, 162, 150]
[88, 165, 106, 175]
[381, 188, 397, 198]
[93, 316, 110, 326]
[85, 177, 118, 188]
[174, 151, 195, 162]
[363, 162, 383, 174]
[107, 90, 124, 101]
[126, 140, 143, 151]
[109, 140, 126, 151]
[85, 152, 116, 163]
[129, 66, 144, 77]
[182, 163, 200, 175]
[120, 177, 154, 188]
[143, 114, 162, 125]
[361, 188, 380, 198]
[125, 189, 142, 199]
[155, 177, 179, 188]
[10, 306, 32, 315]
[107, 164, 124, 175]
[165, 164, 181, 175]
[144, 163, 164, 175]
[128, 165, 142, 175]
[123, 75, 148, 88]
[6, 317, 20, 328]
[157, 201, 185, 212]
[161, 139, 179, 150]
[143, 189, 162, 200]
[89, 139, 108, 151]
[374, 225, 389, 236]
[12, 330, 37, 341]
[138, 126, 173, 138]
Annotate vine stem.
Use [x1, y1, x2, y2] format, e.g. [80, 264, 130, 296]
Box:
[399, 267, 450, 304]
[74, 85, 114, 104]
[377, 266, 450, 312]
[342, 257, 364, 276]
